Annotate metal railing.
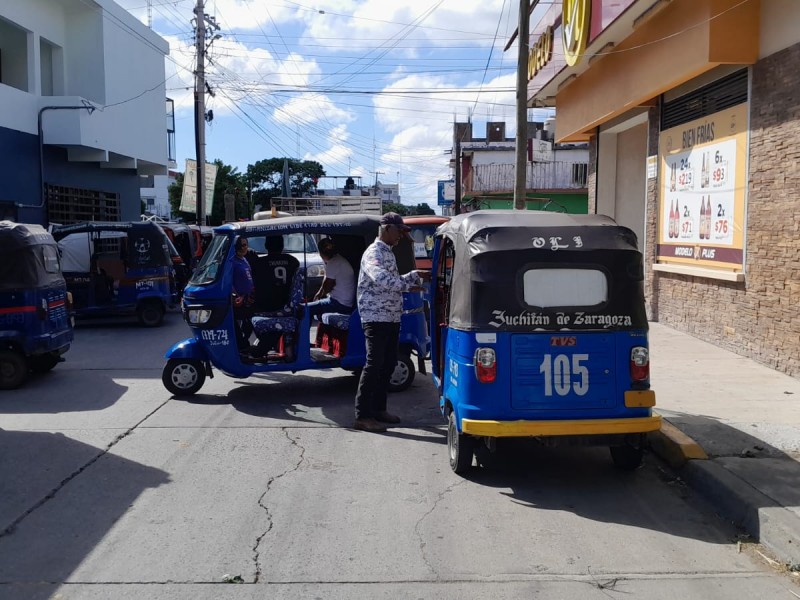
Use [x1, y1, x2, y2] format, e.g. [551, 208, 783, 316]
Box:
[271, 196, 383, 215]
[467, 161, 588, 192]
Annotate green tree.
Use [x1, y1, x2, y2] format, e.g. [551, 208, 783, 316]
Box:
[410, 203, 435, 215]
[382, 202, 409, 216]
[168, 160, 247, 224]
[246, 157, 325, 211]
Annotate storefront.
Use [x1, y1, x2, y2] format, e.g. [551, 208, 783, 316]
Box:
[528, 0, 800, 376]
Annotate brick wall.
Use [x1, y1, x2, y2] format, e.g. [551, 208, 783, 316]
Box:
[587, 136, 597, 213]
[649, 42, 800, 377]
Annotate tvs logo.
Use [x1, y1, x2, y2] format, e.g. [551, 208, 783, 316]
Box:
[562, 0, 592, 67]
[550, 336, 577, 347]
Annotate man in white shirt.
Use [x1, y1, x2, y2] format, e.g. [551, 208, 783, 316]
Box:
[306, 238, 355, 322]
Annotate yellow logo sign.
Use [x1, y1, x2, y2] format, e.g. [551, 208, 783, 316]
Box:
[562, 0, 592, 67]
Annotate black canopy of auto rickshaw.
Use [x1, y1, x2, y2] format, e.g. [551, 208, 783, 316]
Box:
[0, 221, 65, 291]
[51, 221, 173, 270]
[220, 214, 417, 274]
[435, 210, 647, 332]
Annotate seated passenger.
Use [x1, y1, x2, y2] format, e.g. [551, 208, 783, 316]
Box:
[232, 237, 256, 350]
[252, 235, 300, 313]
[305, 238, 355, 323]
[249, 236, 300, 356]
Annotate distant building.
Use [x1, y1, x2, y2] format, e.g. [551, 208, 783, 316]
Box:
[448, 120, 589, 215]
[0, 0, 173, 226]
[373, 181, 400, 205]
[141, 169, 179, 220]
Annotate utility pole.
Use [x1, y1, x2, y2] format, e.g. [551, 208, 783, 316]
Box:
[194, 0, 207, 225]
[454, 135, 462, 214]
[514, 0, 535, 210]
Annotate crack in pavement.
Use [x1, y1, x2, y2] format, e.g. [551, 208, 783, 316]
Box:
[413, 479, 467, 578]
[0, 398, 173, 538]
[252, 427, 306, 584]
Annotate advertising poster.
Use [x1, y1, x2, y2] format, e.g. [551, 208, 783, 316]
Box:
[179, 159, 219, 216]
[657, 103, 748, 271]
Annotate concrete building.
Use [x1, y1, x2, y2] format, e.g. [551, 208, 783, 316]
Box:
[527, 0, 800, 376]
[0, 0, 172, 226]
[141, 169, 178, 220]
[450, 120, 589, 213]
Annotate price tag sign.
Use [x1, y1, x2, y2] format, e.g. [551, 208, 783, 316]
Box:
[712, 161, 728, 188]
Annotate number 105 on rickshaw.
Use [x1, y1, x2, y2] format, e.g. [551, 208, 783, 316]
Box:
[429, 211, 660, 475]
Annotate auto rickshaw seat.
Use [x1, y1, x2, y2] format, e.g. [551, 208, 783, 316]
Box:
[315, 312, 351, 357]
[251, 267, 306, 336]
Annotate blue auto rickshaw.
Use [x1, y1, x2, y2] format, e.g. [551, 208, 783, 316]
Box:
[52, 221, 178, 327]
[430, 211, 660, 474]
[161, 214, 429, 396]
[0, 221, 73, 389]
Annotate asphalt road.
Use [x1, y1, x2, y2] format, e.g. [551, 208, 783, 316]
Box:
[0, 312, 797, 599]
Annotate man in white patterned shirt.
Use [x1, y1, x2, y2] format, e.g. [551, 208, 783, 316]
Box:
[353, 212, 430, 432]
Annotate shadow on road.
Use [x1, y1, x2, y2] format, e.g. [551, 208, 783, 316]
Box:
[0, 429, 170, 600]
[0, 372, 127, 414]
[185, 367, 444, 430]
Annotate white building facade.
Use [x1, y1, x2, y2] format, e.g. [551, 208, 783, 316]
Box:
[0, 0, 171, 225]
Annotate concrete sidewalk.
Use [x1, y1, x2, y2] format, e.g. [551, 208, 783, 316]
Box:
[647, 322, 800, 568]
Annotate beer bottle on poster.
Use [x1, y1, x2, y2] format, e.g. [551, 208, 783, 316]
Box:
[700, 197, 706, 239]
[670, 162, 676, 192]
[669, 199, 676, 238]
[667, 200, 672, 238]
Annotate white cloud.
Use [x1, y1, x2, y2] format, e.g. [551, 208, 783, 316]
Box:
[273, 94, 355, 126]
[119, 0, 525, 207]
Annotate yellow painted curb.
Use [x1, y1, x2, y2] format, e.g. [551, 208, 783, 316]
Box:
[648, 419, 708, 468]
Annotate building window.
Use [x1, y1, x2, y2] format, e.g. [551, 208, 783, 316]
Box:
[572, 163, 588, 187]
[46, 185, 120, 225]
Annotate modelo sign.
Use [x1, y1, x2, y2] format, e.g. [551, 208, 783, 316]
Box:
[528, 25, 554, 79]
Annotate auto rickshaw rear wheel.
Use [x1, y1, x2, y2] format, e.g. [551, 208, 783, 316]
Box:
[29, 353, 61, 373]
[610, 436, 645, 471]
[388, 354, 415, 393]
[137, 300, 165, 327]
[162, 358, 206, 396]
[448, 411, 475, 474]
[0, 350, 28, 390]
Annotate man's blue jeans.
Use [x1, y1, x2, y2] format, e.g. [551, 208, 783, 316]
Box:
[305, 297, 353, 323]
[355, 322, 400, 420]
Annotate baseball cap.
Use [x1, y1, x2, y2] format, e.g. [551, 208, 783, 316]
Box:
[380, 212, 411, 231]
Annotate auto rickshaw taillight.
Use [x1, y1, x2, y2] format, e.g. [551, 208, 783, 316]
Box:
[474, 347, 497, 383]
[630, 346, 650, 382]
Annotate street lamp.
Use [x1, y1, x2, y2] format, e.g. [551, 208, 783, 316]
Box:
[37, 102, 96, 224]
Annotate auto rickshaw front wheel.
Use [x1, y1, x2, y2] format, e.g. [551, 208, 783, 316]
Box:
[137, 300, 165, 327]
[388, 354, 415, 393]
[162, 358, 206, 396]
[0, 350, 28, 390]
[448, 411, 475, 474]
[610, 435, 645, 470]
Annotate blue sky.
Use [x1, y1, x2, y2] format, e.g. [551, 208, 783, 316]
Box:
[119, 0, 555, 208]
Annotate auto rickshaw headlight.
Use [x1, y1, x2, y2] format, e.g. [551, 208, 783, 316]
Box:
[474, 347, 497, 384]
[630, 346, 650, 383]
[187, 308, 213, 324]
[306, 264, 326, 278]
